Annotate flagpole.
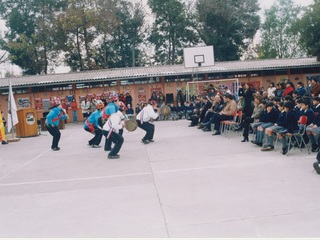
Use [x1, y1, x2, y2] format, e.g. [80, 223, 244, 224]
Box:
[8, 79, 14, 138]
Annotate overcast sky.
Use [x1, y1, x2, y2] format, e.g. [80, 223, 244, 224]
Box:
[259, 0, 314, 9]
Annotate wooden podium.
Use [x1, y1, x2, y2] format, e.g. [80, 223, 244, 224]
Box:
[16, 108, 38, 138]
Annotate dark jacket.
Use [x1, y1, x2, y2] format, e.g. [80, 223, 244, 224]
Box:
[259, 107, 279, 123]
[284, 110, 299, 133]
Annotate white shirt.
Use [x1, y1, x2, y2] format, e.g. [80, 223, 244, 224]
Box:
[136, 104, 159, 123]
[267, 87, 276, 97]
[103, 111, 124, 133]
[81, 100, 91, 114]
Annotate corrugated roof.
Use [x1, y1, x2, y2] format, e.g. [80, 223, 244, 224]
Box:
[0, 57, 319, 88]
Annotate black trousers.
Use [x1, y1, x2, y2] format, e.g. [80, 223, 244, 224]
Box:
[103, 130, 124, 156]
[46, 125, 61, 149]
[105, 129, 123, 150]
[137, 120, 155, 140]
[85, 127, 103, 146]
[242, 117, 254, 138]
[213, 114, 233, 131]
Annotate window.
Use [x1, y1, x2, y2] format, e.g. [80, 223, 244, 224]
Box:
[32, 86, 46, 92]
[61, 84, 73, 90]
[104, 80, 117, 86]
[120, 79, 134, 85]
[134, 78, 148, 84]
[15, 88, 29, 94]
[90, 82, 104, 88]
[76, 83, 90, 89]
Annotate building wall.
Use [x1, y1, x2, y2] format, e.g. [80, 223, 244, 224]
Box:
[0, 72, 315, 123]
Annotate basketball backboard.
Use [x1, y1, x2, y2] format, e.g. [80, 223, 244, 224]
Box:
[183, 46, 214, 68]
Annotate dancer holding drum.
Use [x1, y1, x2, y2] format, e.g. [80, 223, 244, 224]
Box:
[136, 99, 159, 144]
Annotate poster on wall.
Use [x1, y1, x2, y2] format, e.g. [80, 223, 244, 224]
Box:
[42, 99, 51, 111]
[79, 96, 86, 104]
[150, 87, 163, 100]
[17, 98, 30, 108]
[137, 88, 146, 103]
[248, 81, 261, 92]
[34, 98, 43, 110]
[66, 95, 74, 107]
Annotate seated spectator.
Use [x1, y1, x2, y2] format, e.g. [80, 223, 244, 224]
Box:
[251, 101, 279, 146]
[312, 96, 320, 113]
[188, 97, 202, 127]
[169, 103, 179, 120]
[275, 83, 285, 99]
[176, 102, 186, 119]
[201, 95, 225, 132]
[296, 82, 307, 96]
[283, 81, 295, 97]
[306, 100, 320, 152]
[212, 94, 237, 135]
[275, 101, 299, 154]
[261, 102, 286, 151]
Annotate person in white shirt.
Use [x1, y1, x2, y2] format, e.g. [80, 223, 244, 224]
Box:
[136, 99, 159, 144]
[81, 97, 91, 122]
[267, 82, 276, 99]
[102, 104, 127, 159]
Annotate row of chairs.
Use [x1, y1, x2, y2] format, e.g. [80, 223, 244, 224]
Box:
[218, 110, 311, 156]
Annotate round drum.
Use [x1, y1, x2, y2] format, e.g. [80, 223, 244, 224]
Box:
[160, 105, 171, 116]
[125, 116, 138, 132]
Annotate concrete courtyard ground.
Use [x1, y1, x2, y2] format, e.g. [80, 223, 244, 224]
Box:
[0, 119, 319, 238]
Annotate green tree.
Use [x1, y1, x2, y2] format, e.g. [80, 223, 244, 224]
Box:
[56, 0, 97, 71]
[259, 0, 307, 59]
[148, 0, 199, 65]
[94, 0, 146, 68]
[196, 0, 260, 61]
[296, 0, 320, 61]
[0, 0, 66, 75]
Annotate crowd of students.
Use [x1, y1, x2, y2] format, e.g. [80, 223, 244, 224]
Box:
[185, 78, 320, 174]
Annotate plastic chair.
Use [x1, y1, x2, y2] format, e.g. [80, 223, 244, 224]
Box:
[220, 110, 242, 138]
[275, 116, 310, 156]
[287, 115, 310, 155]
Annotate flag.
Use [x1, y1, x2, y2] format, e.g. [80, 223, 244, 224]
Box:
[7, 79, 19, 133]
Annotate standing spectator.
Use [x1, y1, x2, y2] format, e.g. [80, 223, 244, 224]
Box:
[241, 83, 254, 118]
[119, 93, 126, 105]
[69, 98, 78, 123]
[125, 92, 132, 106]
[176, 90, 185, 106]
[90, 98, 97, 115]
[1, 110, 7, 134]
[158, 92, 165, 104]
[81, 97, 91, 122]
[61, 99, 68, 123]
[0, 110, 8, 144]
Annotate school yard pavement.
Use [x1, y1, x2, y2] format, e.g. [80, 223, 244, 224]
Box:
[0, 119, 319, 238]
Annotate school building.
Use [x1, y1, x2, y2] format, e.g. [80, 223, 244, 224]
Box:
[0, 57, 319, 122]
